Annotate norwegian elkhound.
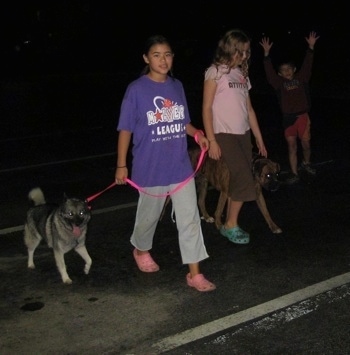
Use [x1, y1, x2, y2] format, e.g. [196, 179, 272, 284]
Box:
[24, 187, 92, 284]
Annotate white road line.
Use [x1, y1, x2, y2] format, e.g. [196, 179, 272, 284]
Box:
[0, 201, 137, 236]
[152, 272, 350, 353]
[212, 283, 350, 344]
[0, 152, 115, 173]
[0, 225, 24, 235]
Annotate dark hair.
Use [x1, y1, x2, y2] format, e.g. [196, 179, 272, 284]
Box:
[212, 29, 251, 78]
[278, 61, 296, 73]
[140, 35, 174, 77]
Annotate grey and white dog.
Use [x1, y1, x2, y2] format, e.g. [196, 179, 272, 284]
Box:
[24, 187, 92, 284]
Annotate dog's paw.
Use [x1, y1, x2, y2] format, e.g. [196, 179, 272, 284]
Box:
[63, 277, 73, 285]
[272, 227, 283, 234]
[201, 216, 215, 223]
[84, 263, 91, 275]
[27, 264, 35, 269]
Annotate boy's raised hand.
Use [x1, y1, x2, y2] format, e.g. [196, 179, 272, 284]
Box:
[305, 31, 320, 49]
[259, 37, 273, 56]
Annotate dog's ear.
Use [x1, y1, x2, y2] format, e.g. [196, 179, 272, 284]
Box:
[63, 192, 69, 202]
[252, 152, 259, 160]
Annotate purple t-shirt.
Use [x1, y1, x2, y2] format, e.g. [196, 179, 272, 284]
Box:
[117, 75, 193, 187]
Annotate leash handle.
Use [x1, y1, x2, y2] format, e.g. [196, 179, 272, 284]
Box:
[85, 181, 116, 204]
[194, 130, 204, 144]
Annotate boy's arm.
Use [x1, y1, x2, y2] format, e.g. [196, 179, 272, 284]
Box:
[300, 32, 320, 80]
[260, 37, 280, 89]
[263, 56, 280, 89]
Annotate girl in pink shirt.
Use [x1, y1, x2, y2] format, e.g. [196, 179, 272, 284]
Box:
[202, 29, 267, 244]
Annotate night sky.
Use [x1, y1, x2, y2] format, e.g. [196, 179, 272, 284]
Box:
[1, 1, 348, 83]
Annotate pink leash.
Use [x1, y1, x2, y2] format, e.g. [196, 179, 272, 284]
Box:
[125, 147, 207, 198]
[86, 146, 207, 204]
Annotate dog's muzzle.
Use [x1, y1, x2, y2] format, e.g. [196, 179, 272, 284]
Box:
[263, 173, 281, 192]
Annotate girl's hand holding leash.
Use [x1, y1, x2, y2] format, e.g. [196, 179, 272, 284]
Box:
[114, 130, 208, 187]
[194, 130, 209, 151]
[115, 166, 128, 185]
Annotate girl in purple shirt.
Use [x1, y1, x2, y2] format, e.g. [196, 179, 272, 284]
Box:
[115, 35, 215, 292]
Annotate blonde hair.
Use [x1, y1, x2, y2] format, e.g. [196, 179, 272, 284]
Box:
[212, 29, 251, 78]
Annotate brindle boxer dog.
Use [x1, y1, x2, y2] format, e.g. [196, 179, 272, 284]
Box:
[190, 147, 283, 234]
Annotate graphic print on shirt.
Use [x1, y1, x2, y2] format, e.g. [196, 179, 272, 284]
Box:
[147, 95, 187, 143]
[283, 79, 300, 91]
[228, 74, 248, 89]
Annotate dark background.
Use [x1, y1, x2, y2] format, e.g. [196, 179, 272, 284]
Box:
[1, 1, 349, 83]
[1, 1, 349, 149]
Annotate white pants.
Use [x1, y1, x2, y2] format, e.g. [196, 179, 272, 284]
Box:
[130, 178, 209, 264]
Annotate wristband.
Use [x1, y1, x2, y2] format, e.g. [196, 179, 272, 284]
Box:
[194, 130, 204, 144]
[117, 166, 127, 168]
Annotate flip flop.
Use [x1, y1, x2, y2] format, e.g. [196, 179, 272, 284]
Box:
[220, 225, 250, 244]
[186, 273, 216, 292]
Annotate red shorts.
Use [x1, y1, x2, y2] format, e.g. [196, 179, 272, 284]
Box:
[284, 113, 311, 141]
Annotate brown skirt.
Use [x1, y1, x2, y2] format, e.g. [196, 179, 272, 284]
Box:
[215, 131, 256, 201]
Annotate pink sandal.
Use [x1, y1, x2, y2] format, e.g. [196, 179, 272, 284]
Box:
[186, 273, 216, 292]
[133, 248, 159, 273]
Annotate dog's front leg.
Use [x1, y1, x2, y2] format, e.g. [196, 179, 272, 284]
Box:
[53, 250, 72, 284]
[197, 176, 214, 223]
[75, 246, 92, 275]
[255, 188, 282, 234]
[214, 192, 228, 229]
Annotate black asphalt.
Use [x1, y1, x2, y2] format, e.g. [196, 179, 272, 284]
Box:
[1, 75, 350, 354]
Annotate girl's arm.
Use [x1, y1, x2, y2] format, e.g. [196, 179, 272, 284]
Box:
[247, 96, 267, 157]
[115, 130, 132, 184]
[202, 78, 221, 160]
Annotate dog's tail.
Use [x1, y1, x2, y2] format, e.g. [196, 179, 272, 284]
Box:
[28, 187, 46, 206]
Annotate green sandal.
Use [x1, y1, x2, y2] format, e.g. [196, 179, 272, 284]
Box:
[220, 225, 250, 244]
